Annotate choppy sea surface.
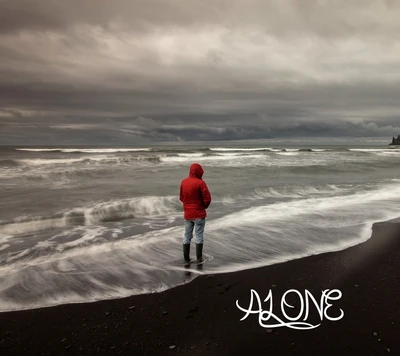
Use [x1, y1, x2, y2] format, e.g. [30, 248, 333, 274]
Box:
[1, 139, 400, 311]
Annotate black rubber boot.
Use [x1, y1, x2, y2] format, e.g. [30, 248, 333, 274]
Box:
[196, 243, 203, 262]
[183, 244, 191, 266]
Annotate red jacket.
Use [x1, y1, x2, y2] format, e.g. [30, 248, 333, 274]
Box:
[179, 163, 211, 220]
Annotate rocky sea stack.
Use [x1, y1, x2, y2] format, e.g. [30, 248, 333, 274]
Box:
[389, 134, 400, 145]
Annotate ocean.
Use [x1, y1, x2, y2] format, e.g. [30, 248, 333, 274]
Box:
[1, 139, 400, 311]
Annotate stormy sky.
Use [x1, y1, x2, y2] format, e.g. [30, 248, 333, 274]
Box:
[1, 0, 400, 145]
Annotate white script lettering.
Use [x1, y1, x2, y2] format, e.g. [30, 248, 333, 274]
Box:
[236, 289, 344, 330]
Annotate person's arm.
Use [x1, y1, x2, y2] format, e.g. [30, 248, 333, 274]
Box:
[200, 181, 211, 209]
[179, 183, 183, 203]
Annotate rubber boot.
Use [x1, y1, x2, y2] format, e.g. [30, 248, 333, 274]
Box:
[183, 244, 191, 266]
[196, 243, 203, 263]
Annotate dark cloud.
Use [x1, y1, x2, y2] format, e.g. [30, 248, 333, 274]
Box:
[2, 113, 400, 145]
[0, 108, 23, 118]
[2, 1, 400, 37]
[1, 0, 400, 144]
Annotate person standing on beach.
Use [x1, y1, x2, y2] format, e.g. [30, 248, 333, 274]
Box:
[180, 163, 211, 265]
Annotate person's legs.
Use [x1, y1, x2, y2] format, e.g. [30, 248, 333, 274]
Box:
[183, 219, 194, 244]
[194, 218, 205, 261]
[183, 219, 194, 263]
[194, 218, 205, 244]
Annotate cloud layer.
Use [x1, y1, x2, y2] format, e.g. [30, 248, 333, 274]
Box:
[1, 0, 400, 144]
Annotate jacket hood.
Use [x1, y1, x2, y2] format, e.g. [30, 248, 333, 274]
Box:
[189, 163, 204, 179]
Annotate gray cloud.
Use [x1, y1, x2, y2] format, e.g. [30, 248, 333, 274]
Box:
[2, 1, 400, 36]
[1, 0, 400, 144]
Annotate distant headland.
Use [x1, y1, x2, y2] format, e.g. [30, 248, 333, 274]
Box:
[389, 134, 400, 145]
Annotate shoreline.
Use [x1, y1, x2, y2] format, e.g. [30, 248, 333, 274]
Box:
[1, 218, 400, 355]
[0, 219, 375, 314]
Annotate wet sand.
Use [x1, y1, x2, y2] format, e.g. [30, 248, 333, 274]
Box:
[1, 219, 399, 355]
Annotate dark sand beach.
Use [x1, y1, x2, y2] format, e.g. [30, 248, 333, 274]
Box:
[1, 219, 399, 356]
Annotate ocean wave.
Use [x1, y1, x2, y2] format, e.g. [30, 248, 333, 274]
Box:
[17, 158, 90, 166]
[77, 195, 180, 224]
[159, 153, 265, 163]
[10, 149, 333, 170]
[219, 184, 351, 205]
[16, 155, 161, 167]
[23, 168, 101, 182]
[15, 148, 151, 153]
[210, 181, 400, 232]
[15, 148, 62, 152]
[177, 153, 205, 157]
[253, 185, 347, 199]
[210, 147, 272, 151]
[210, 147, 324, 153]
[0, 196, 181, 236]
[274, 151, 300, 156]
[0, 218, 66, 237]
[348, 148, 400, 156]
[349, 148, 388, 152]
[0, 159, 19, 167]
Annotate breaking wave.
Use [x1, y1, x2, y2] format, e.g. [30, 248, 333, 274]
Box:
[15, 148, 151, 153]
[210, 147, 272, 151]
[0, 196, 181, 236]
[15, 155, 162, 167]
[210, 147, 325, 153]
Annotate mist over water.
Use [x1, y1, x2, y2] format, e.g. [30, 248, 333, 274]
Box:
[1, 142, 400, 311]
